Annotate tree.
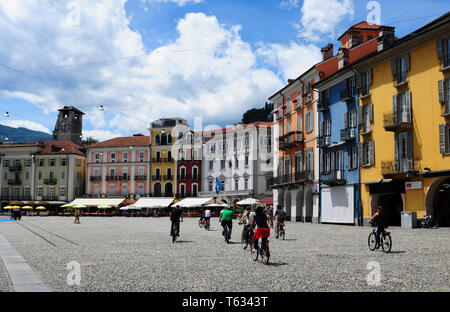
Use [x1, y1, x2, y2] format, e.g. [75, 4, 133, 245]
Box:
[241, 102, 274, 124]
[82, 136, 98, 146]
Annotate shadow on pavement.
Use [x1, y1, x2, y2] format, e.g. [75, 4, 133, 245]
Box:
[389, 251, 407, 254]
[176, 240, 195, 244]
[278, 239, 297, 242]
[268, 262, 288, 267]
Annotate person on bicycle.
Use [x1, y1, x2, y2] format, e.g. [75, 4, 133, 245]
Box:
[238, 207, 255, 248]
[274, 205, 286, 239]
[169, 205, 184, 237]
[249, 206, 270, 255]
[368, 205, 387, 248]
[204, 208, 211, 228]
[219, 206, 234, 239]
[268, 206, 274, 228]
[199, 207, 205, 226]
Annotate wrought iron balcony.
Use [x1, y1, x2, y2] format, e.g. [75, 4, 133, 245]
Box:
[43, 178, 57, 185]
[9, 164, 22, 172]
[105, 176, 117, 181]
[318, 97, 330, 112]
[321, 170, 346, 186]
[340, 88, 355, 102]
[8, 179, 22, 185]
[381, 159, 419, 178]
[135, 175, 147, 181]
[279, 131, 303, 151]
[152, 175, 162, 181]
[90, 176, 102, 181]
[340, 127, 356, 141]
[383, 111, 412, 132]
[318, 136, 331, 148]
[163, 175, 173, 181]
[269, 171, 314, 189]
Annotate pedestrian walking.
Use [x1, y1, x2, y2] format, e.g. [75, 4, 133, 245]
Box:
[74, 208, 81, 224]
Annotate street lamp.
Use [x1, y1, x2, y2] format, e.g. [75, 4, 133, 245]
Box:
[99, 105, 104, 111]
[4, 112, 9, 117]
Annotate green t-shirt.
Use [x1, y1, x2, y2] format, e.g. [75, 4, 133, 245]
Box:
[221, 209, 234, 221]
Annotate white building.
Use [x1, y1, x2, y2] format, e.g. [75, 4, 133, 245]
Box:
[199, 122, 273, 205]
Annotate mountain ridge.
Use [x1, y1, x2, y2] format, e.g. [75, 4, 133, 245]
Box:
[0, 124, 53, 143]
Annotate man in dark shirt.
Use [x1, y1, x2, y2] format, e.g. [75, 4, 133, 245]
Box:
[170, 205, 184, 237]
[274, 205, 286, 238]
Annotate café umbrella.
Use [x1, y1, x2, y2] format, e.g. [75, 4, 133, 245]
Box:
[97, 205, 112, 209]
[3, 206, 13, 210]
[73, 205, 87, 209]
[36, 206, 46, 210]
[60, 204, 73, 208]
[22, 206, 33, 210]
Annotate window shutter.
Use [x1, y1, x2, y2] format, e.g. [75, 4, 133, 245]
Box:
[358, 106, 363, 126]
[391, 58, 397, 80]
[439, 124, 446, 154]
[369, 140, 375, 166]
[326, 88, 331, 102]
[327, 120, 331, 136]
[331, 152, 335, 171]
[369, 103, 374, 124]
[368, 68, 373, 86]
[405, 53, 410, 72]
[407, 132, 413, 166]
[405, 90, 412, 123]
[436, 39, 443, 60]
[320, 154, 323, 173]
[344, 112, 348, 129]
[356, 72, 362, 90]
[393, 134, 398, 165]
[358, 142, 364, 167]
[438, 80, 445, 104]
[340, 150, 345, 170]
[393, 94, 398, 124]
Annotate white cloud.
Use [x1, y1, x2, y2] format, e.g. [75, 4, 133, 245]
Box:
[141, 0, 203, 7]
[83, 129, 123, 142]
[280, 0, 299, 10]
[1, 120, 51, 134]
[0, 1, 283, 139]
[298, 0, 354, 41]
[257, 42, 322, 82]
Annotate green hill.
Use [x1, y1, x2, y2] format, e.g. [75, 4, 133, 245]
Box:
[0, 124, 52, 143]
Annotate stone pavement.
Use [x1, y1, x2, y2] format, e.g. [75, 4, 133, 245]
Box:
[0, 233, 51, 292]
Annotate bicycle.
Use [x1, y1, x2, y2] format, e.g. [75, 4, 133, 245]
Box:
[268, 216, 274, 229]
[204, 218, 210, 231]
[368, 227, 392, 253]
[251, 238, 270, 265]
[223, 224, 231, 244]
[275, 223, 285, 240]
[199, 217, 205, 229]
[240, 224, 254, 250]
[420, 216, 438, 229]
[171, 221, 181, 243]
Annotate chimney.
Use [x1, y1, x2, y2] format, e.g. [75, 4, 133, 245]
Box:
[337, 47, 349, 69]
[321, 43, 334, 61]
[287, 79, 295, 84]
[377, 26, 396, 52]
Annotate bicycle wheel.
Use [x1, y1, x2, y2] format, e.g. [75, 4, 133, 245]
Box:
[251, 246, 259, 261]
[368, 232, 377, 251]
[281, 228, 285, 240]
[381, 234, 392, 253]
[262, 241, 270, 265]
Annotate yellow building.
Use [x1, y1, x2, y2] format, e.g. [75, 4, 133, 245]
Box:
[355, 14, 450, 226]
[149, 118, 188, 197]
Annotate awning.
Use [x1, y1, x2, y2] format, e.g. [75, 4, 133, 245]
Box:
[68, 198, 127, 208]
[176, 197, 217, 208]
[133, 197, 175, 209]
[236, 198, 259, 205]
[257, 196, 273, 205]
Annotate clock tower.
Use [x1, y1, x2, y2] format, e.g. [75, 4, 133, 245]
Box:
[53, 106, 84, 146]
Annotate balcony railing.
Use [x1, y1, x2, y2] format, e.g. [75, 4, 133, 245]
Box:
[9, 164, 22, 172]
[7, 179, 22, 185]
[340, 127, 356, 141]
[318, 136, 331, 148]
[106, 176, 117, 181]
[269, 171, 314, 188]
[381, 159, 419, 178]
[318, 97, 330, 112]
[135, 175, 147, 181]
[152, 175, 162, 181]
[383, 111, 412, 131]
[321, 170, 346, 186]
[340, 88, 355, 102]
[43, 178, 57, 185]
[279, 131, 303, 151]
[90, 176, 102, 181]
[163, 175, 173, 181]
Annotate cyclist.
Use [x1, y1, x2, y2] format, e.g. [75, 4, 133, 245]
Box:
[249, 206, 270, 255]
[199, 207, 206, 226]
[368, 205, 387, 248]
[267, 206, 274, 228]
[169, 205, 184, 238]
[274, 205, 286, 239]
[219, 206, 234, 239]
[238, 207, 255, 249]
[204, 207, 212, 229]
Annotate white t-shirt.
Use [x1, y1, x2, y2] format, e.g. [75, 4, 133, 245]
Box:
[204, 209, 211, 218]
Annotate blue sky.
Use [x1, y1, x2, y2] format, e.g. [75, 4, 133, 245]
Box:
[0, 0, 448, 141]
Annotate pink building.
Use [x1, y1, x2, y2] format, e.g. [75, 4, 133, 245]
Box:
[86, 134, 151, 198]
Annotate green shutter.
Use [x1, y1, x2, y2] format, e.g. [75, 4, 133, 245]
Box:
[369, 140, 375, 166]
[438, 80, 445, 104]
[391, 58, 397, 80]
[405, 90, 412, 123]
[358, 142, 364, 167]
[439, 124, 446, 154]
[437, 39, 443, 60]
[393, 94, 398, 124]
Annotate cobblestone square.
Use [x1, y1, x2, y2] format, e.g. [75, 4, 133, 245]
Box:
[0, 216, 449, 292]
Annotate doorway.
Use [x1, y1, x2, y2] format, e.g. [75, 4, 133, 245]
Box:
[434, 179, 450, 227]
[377, 194, 403, 226]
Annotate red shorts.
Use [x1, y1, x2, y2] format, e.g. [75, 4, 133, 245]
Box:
[253, 227, 270, 241]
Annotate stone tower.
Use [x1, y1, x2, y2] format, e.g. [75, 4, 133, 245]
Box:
[53, 106, 84, 146]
